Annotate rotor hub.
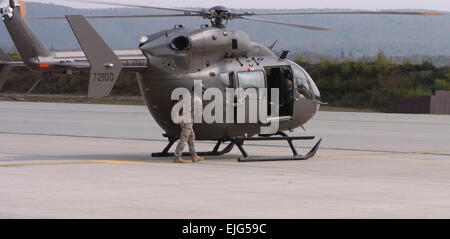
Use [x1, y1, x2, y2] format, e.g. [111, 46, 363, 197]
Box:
[206, 5, 233, 28]
[0, 0, 15, 20]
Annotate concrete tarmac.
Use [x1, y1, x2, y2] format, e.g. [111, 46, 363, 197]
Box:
[1, 101, 450, 218]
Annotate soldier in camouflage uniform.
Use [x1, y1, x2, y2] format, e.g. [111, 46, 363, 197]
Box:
[173, 93, 204, 163]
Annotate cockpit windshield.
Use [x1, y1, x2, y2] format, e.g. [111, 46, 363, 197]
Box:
[293, 67, 313, 100]
[290, 63, 321, 101]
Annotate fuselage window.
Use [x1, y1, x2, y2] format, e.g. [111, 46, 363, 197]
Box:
[237, 71, 265, 89]
[232, 39, 238, 49]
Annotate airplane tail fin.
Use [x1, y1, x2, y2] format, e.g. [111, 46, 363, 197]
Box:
[66, 15, 122, 98]
[1, 0, 51, 70]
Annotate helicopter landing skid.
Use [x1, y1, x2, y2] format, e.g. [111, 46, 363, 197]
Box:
[151, 132, 322, 162]
[151, 134, 235, 158]
[233, 132, 322, 162]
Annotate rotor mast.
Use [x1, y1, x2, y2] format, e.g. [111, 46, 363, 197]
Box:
[207, 6, 231, 28]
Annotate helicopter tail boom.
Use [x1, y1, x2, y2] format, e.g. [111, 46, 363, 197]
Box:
[66, 15, 123, 98]
[2, 1, 52, 71]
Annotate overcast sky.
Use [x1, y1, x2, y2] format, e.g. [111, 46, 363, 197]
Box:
[26, 0, 450, 11]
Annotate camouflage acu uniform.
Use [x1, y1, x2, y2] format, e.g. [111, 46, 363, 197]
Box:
[174, 122, 196, 157]
[174, 94, 201, 157]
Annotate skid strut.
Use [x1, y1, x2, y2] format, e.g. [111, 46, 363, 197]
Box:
[151, 132, 322, 162]
[233, 132, 322, 162]
[12, 78, 42, 101]
[151, 134, 235, 157]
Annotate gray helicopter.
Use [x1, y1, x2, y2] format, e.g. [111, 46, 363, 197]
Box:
[0, 0, 444, 161]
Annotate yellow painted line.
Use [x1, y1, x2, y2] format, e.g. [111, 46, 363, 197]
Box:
[0, 160, 136, 167]
[92, 160, 137, 164]
[411, 150, 450, 154]
[316, 150, 450, 159]
[3, 135, 449, 156]
[0, 161, 102, 167]
[377, 158, 450, 164]
[1, 155, 449, 167]
[1, 134, 449, 163]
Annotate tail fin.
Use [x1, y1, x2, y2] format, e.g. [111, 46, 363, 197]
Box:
[0, 49, 13, 91]
[1, 0, 51, 69]
[66, 15, 122, 98]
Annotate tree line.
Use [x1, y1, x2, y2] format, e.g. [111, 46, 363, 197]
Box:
[299, 52, 450, 111]
[1, 53, 449, 111]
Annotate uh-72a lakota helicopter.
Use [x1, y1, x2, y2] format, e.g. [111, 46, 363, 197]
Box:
[0, 0, 444, 161]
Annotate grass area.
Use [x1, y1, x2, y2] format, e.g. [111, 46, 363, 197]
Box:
[0, 93, 377, 112]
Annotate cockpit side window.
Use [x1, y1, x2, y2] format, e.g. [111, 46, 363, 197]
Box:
[293, 68, 313, 100]
[292, 65, 321, 101]
[304, 70, 321, 101]
[237, 71, 266, 89]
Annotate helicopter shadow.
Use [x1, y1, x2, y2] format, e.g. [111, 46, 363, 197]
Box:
[5, 153, 241, 163]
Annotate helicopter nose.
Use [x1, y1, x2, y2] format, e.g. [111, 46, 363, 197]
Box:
[139, 36, 149, 48]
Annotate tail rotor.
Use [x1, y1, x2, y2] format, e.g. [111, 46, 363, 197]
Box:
[1, 0, 26, 20]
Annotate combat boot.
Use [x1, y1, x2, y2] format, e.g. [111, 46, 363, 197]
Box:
[174, 157, 189, 163]
[192, 154, 204, 162]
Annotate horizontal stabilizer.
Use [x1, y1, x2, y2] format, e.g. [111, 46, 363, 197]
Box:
[0, 49, 13, 91]
[66, 15, 122, 98]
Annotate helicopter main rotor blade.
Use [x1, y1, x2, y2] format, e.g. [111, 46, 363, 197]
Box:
[34, 14, 202, 19]
[243, 11, 446, 16]
[56, 0, 205, 14]
[238, 16, 333, 31]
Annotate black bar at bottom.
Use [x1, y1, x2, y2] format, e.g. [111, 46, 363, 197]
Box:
[3, 219, 446, 238]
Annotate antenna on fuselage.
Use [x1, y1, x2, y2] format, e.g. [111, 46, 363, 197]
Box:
[279, 50, 290, 60]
